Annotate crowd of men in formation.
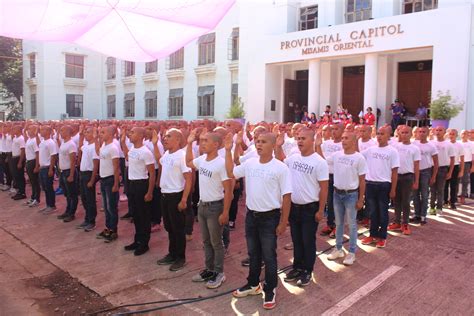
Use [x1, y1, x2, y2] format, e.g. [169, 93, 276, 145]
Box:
[0, 117, 473, 310]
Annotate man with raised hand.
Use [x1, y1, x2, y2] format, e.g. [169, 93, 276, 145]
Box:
[186, 129, 232, 289]
[326, 132, 366, 265]
[361, 126, 399, 248]
[57, 125, 78, 222]
[38, 125, 57, 214]
[226, 132, 292, 310]
[275, 127, 328, 285]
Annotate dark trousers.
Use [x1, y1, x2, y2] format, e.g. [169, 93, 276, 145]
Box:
[471, 172, 474, 195]
[80, 171, 97, 224]
[161, 191, 186, 260]
[26, 159, 40, 201]
[3, 153, 12, 186]
[0, 153, 5, 185]
[413, 168, 432, 218]
[39, 167, 55, 207]
[245, 208, 280, 294]
[192, 171, 200, 216]
[119, 157, 126, 187]
[444, 165, 460, 204]
[430, 166, 448, 210]
[325, 174, 335, 228]
[7, 153, 16, 188]
[151, 169, 162, 224]
[229, 180, 243, 222]
[100, 176, 119, 232]
[11, 156, 25, 194]
[60, 169, 78, 216]
[185, 195, 194, 235]
[290, 202, 319, 273]
[394, 173, 414, 224]
[129, 179, 151, 246]
[366, 181, 391, 239]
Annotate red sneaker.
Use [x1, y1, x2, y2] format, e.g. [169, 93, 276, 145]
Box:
[320, 226, 333, 236]
[361, 236, 376, 245]
[402, 224, 411, 235]
[388, 223, 402, 231]
[376, 239, 386, 248]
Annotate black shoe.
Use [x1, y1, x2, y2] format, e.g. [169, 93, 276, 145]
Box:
[241, 257, 250, 267]
[124, 242, 138, 251]
[284, 269, 302, 282]
[120, 213, 133, 220]
[409, 216, 421, 224]
[13, 193, 27, 200]
[76, 221, 88, 229]
[169, 259, 186, 271]
[450, 203, 457, 210]
[157, 254, 176, 265]
[296, 272, 311, 287]
[134, 245, 149, 256]
[420, 217, 427, 225]
[96, 229, 110, 239]
[57, 213, 68, 220]
[63, 215, 75, 222]
[104, 231, 118, 243]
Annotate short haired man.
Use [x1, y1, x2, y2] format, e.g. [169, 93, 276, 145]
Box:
[38, 126, 57, 214]
[444, 129, 464, 210]
[57, 125, 78, 222]
[11, 125, 27, 200]
[459, 130, 474, 204]
[24, 125, 40, 207]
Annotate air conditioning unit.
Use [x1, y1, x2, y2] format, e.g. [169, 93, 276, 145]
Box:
[60, 113, 69, 120]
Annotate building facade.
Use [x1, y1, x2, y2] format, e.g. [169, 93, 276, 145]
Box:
[23, 0, 474, 129]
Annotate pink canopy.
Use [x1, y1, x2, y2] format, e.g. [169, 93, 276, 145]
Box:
[0, 0, 235, 61]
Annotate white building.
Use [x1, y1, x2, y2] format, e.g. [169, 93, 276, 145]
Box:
[23, 0, 474, 129]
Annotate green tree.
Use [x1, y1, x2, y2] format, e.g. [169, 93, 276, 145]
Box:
[0, 36, 23, 120]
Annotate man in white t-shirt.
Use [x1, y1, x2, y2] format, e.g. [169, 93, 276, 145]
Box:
[11, 125, 27, 200]
[460, 130, 474, 204]
[24, 124, 40, 207]
[358, 125, 377, 152]
[389, 126, 420, 235]
[157, 129, 192, 272]
[57, 125, 78, 222]
[444, 128, 464, 210]
[226, 132, 292, 310]
[275, 128, 328, 284]
[326, 132, 366, 265]
[38, 125, 58, 213]
[361, 126, 400, 248]
[186, 129, 232, 289]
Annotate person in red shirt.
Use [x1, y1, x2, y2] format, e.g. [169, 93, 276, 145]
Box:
[364, 107, 376, 126]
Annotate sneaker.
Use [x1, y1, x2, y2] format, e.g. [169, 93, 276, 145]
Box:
[263, 288, 276, 310]
[57, 213, 68, 220]
[296, 272, 311, 287]
[284, 269, 302, 282]
[361, 236, 377, 245]
[233, 283, 263, 298]
[157, 254, 176, 265]
[186, 234, 193, 241]
[402, 224, 411, 235]
[329, 228, 336, 239]
[76, 222, 88, 229]
[327, 248, 345, 260]
[54, 187, 63, 195]
[104, 231, 118, 243]
[206, 272, 226, 289]
[169, 259, 186, 271]
[241, 257, 250, 267]
[84, 223, 96, 232]
[23, 198, 33, 205]
[28, 200, 39, 207]
[119, 194, 128, 202]
[420, 217, 427, 225]
[428, 208, 437, 216]
[120, 213, 133, 220]
[228, 221, 235, 230]
[343, 252, 356, 266]
[192, 269, 215, 282]
[409, 216, 421, 224]
[12, 193, 27, 200]
[376, 239, 386, 248]
[42, 206, 57, 215]
[388, 223, 402, 231]
[124, 242, 138, 251]
[63, 215, 75, 223]
[359, 218, 370, 227]
[437, 209, 443, 216]
[96, 229, 110, 239]
[283, 243, 293, 250]
[151, 223, 161, 232]
[450, 203, 456, 210]
[1, 185, 10, 191]
[9, 188, 17, 195]
[134, 245, 149, 256]
[320, 226, 333, 236]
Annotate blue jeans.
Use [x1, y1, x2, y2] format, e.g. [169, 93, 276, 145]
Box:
[413, 168, 432, 217]
[100, 176, 119, 232]
[245, 208, 280, 293]
[333, 191, 359, 253]
[289, 202, 319, 273]
[60, 169, 78, 216]
[366, 181, 391, 240]
[39, 167, 55, 207]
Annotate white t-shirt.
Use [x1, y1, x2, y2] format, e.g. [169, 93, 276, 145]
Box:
[159, 149, 191, 193]
[451, 141, 464, 165]
[431, 140, 455, 167]
[0, 135, 4, 153]
[193, 155, 229, 202]
[72, 133, 80, 149]
[362, 145, 400, 182]
[25, 137, 39, 161]
[80, 142, 99, 172]
[413, 140, 438, 170]
[58, 139, 77, 170]
[234, 157, 292, 212]
[39, 139, 58, 167]
[99, 142, 119, 178]
[4, 135, 13, 152]
[143, 140, 159, 169]
[284, 153, 328, 204]
[358, 138, 377, 152]
[328, 151, 367, 190]
[112, 138, 125, 159]
[393, 142, 421, 174]
[461, 141, 473, 163]
[282, 137, 299, 157]
[321, 140, 343, 174]
[128, 145, 155, 180]
[11, 135, 25, 157]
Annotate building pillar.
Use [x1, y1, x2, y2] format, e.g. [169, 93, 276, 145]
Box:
[363, 53, 378, 113]
[308, 59, 321, 115]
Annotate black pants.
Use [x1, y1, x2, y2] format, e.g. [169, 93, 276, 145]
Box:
[161, 191, 186, 260]
[26, 159, 40, 201]
[0, 153, 11, 186]
[129, 179, 152, 246]
[290, 202, 319, 273]
[7, 153, 16, 188]
[229, 180, 243, 222]
[11, 156, 25, 194]
[151, 169, 162, 224]
[444, 165, 460, 204]
[185, 195, 194, 235]
[61, 169, 78, 216]
[80, 171, 97, 224]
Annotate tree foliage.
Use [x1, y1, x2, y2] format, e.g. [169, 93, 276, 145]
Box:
[0, 36, 23, 120]
[227, 97, 245, 119]
[429, 90, 464, 120]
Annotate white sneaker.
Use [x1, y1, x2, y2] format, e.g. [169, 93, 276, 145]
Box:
[327, 248, 345, 260]
[29, 200, 40, 207]
[42, 206, 57, 214]
[24, 199, 34, 205]
[437, 209, 443, 216]
[343, 252, 356, 266]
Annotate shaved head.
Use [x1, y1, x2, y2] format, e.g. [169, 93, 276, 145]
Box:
[259, 132, 276, 145]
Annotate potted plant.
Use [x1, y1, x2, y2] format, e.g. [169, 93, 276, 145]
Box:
[429, 91, 463, 129]
[227, 97, 246, 125]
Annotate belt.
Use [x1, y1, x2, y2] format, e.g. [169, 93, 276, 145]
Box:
[200, 199, 223, 206]
[247, 208, 280, 217]
[439, 166, 449, 170]
[334, 188, 358, 194]
[100, 175, 114, 180]
[291, 201, 318, 207]
[161, 191, 183, 197]
[80, 170, 93, 174]
[129, 179, 148, 183]
[398, 172, 414, 177]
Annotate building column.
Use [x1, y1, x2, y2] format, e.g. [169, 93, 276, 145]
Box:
[308, 59, 321, 115]
[363, 53, 378, 113]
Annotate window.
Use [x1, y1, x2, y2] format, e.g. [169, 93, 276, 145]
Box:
[65, 54, 84, 79]
[168, 89, 183, 117]
[231, 83, 238, 106]
[228, 28, 239, 61]
[197, 86, 214, 117]
[30, 94, 37, 117]
[403, 0, 437, 14]
[66, 94, 83, 117]
[106, 57, 116, 79]
[145, 91, 157, 118]
[29, 54, 36, 78]
[145, 60, 158, 73]
[124, 61, 135, 77]
[107, 95, 116, 118]
[168, 48, 184, 70]
[299, 6, 318, 30]
[346, 0, 372, 23]
[124, 93, 135, 117]
[198, 33, 215, 65]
